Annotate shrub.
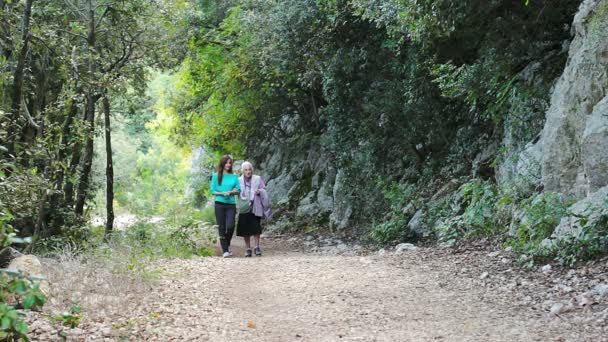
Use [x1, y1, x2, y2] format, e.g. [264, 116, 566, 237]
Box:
[520, 198, 608, 267]
[368, 180, 418, 243]
[0, 269, 46, 341]
[507, 192, 571, 260]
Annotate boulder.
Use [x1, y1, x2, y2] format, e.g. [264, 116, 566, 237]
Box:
[394, 243, 417, 254]
[7, 255, 50, 295]
[329, 170, 353, 230]
[552, 185, 608, 238]
[407, 209, 431, 237]
[497, 140, 543, 195]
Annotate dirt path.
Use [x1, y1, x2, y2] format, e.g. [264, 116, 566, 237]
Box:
[30, 236, 607, 341]
[91, 237, 604, 341]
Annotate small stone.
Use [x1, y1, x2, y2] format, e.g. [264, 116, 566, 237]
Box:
[550, 303, 564, 316]
[558, 285, 574, 294]
[359, 257, 372, 264]
[578, 293, 596, 307]
[479, 272, 489, 280]
[593, 283, 608, 298]
[377, 248, 386, 256]
[541, 264, 552, 273]
[394, 243, 417, 254]
[488, 251, 500, 257]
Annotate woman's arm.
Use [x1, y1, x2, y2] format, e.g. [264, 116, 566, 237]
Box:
[256, 177, 266, 194]
[234, 176, 241, 193]
[210, 174, 229, 197]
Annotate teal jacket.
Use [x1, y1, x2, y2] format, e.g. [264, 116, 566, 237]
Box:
[210, 173, 240, 204]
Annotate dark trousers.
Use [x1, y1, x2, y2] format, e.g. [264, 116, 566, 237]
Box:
[215, 202, 236, 253]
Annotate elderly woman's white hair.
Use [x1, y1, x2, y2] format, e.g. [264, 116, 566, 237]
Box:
[241, 161, 254, 172]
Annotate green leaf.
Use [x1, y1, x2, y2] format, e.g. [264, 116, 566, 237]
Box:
[1, 316, 12, 330]
[22, 296, 36, 310]
[14, 321, 28, 335]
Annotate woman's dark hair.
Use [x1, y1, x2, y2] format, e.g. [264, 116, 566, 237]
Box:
[217, 155, 233, 185]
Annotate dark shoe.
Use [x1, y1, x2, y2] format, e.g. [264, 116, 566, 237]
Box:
[245, 249, 252, 257]
[255, 246, 262, 256]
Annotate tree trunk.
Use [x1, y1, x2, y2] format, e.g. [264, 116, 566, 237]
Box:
[75, 3, 97, 216]
[0, 1, 13, 61]
[7, 0, 35, 157]
[64, 106, 85, 208]
[103, 96, 114, 240]
[61, 48, 82, 206]
[55, 98, 79, 191]
[74, 94, 95, 216]
[28, 103, 48, 252]
[28, 164, 49, 253]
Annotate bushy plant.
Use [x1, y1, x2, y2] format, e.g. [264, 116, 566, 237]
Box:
[515, 198, 608, 267]
[0, 269, 46, 341]
[369, 180, 418, 243]
[427, 179, 502, 243]
[115, 219, 214, 261]
[507, 192, 571, 259]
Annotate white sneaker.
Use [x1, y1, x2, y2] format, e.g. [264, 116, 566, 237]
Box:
[222, 252, 231, 258]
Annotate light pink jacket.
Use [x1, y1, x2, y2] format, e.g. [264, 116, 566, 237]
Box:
[239, 175, 272, 219]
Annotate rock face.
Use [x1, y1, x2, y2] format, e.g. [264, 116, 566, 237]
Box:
[553, 185, 608, 238]
[254, 130, 352, 230]
[539, 0, 608, 198]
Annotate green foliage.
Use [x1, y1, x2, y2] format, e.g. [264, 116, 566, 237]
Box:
[551, 208, 608, 267]
[112, 219, 215, 261]
[510, 192, 570, 250]
[0, 269, 47, 341]
[512, 197, 608, 267]
[589, 1, 608, 33]
[369, 180, 418, 243]
[459, 180, 501, 236]
[427, 180, 502, 243]
[369, 216, 409, 244]
[0, 303, 29, 341]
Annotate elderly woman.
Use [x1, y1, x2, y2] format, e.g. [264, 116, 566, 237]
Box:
[237, 161, 267, 257]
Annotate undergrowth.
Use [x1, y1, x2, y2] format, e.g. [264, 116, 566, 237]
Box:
[371, 176, 608, 267]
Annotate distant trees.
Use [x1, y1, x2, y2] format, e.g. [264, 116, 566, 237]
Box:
[0, 0, 187, 246]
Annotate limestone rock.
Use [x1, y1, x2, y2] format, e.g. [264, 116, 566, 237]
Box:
[553, 185, 608, 238]
[394, 243, 417, 254]
[407, 209, 430, 237]
[498, 141, 543, 195]
[329, 169, 353, 230]
[539, 0, 608, 197]
[7, 255, 50, 295]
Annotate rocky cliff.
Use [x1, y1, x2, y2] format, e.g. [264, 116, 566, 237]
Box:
[254, 133, 354, 232]
[540, 0, 608, 198]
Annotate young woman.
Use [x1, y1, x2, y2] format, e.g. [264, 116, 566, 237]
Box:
[210, 155, 240, 258]
[237, 161, 266, 257]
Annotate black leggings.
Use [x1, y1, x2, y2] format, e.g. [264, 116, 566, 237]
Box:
[215, 202, 236, 253]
